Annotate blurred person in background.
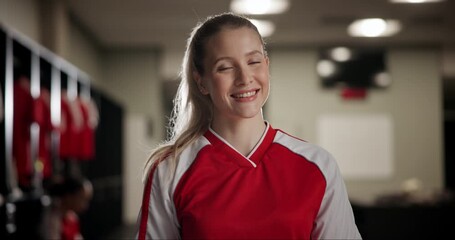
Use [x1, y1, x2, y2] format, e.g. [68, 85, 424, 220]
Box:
[42, 177, 93, 240]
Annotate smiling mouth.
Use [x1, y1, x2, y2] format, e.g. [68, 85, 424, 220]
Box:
[232, 90, 259, 99]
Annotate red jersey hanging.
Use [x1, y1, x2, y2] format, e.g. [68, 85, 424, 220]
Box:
[13, 76, 34, 187]
[33, 87, 53, 179]
[59, 90, 83, 159]
[75, 96, 99, 161]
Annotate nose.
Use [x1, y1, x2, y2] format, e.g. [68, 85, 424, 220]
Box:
[235, 66, 252, 86]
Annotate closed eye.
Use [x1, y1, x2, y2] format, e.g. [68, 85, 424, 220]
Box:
[217, 66, 233, 72]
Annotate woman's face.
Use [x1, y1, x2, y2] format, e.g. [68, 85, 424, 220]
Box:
[195, 27, 270, 122]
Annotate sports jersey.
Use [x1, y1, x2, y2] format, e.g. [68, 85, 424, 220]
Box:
[137, 123, 361, 239]
[13, 77, 34, 187]
[75, 97, 99, 160]
[33, 87, 53, 179]
[59, 91, 83, 159]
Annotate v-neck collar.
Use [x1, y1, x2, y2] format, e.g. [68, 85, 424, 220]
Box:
[204, 122, 277, 168]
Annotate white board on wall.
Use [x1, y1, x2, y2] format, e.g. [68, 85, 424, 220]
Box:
[317, 114, 393, 179]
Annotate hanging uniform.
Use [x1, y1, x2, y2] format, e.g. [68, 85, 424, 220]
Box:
[13, 76, 34, 187]
[59, 91, 83, 159]
[137, 123, 361, 240]
[33, 87, 53, 179]
[75, 96, 99, 160]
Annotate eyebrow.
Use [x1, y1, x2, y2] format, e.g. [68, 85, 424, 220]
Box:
[246, 50, 264, 57]
[213, 50, 264, 65]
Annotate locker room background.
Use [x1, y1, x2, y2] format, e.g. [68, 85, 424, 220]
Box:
[0, 25, 124, 239]
[1, 0, 455, 239]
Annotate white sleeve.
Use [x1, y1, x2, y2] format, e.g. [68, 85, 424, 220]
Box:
[311, 151, 362, 240]
[136, 138, 209, 240]
[136, 161, 180, 240]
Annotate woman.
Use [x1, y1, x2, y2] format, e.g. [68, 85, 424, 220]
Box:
[137, 13, 361, 239]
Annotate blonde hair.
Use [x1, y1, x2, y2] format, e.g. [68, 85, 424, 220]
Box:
[143, 13, 266, 181]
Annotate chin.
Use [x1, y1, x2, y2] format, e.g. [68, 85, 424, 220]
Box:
[235, 108, 263, 119]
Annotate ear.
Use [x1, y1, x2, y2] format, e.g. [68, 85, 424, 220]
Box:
[193, 71, 209, 95]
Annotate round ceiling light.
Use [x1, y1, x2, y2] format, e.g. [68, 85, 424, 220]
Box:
[249, 19, 276, 37]
[390, 0, 445, 3]
[230, 0, 290, 15]
[348, 18, 402, 37]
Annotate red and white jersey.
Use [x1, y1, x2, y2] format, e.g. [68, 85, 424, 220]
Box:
[137, 123, 361, 240]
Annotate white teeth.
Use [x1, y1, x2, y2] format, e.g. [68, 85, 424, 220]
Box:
[233, 91, 256, 98]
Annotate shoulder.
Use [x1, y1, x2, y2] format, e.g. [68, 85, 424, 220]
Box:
[157, 135, 211, 172]
[149, 135, 211, 189]
[273, 129, 332, 160]
[272, 129, 338, 181]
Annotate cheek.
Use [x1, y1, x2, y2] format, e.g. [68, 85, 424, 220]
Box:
[259, 70, 271, 98]
[206, 75, 230, 94]
[259, 68, 270, 86]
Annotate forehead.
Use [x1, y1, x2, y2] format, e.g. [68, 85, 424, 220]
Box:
[204, 27, 264, 59]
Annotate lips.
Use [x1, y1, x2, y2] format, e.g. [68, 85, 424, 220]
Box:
[231, 89, 259, 99]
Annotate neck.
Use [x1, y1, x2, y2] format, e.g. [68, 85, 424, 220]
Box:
[211, 114, 267, 156]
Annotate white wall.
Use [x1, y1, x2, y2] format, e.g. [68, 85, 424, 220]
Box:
[160, 46, 185, 80]
[268, 47, 443, 203]
[102, 49, 164, 224]
[0, 0, 41, 43]
[67, 21, 104, 88]
[102, 49, 162, 119]
[123, 114, 157, 224]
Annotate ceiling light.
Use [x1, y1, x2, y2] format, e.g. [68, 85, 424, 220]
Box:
[230, 0, 290, 15]
[348, 18, 402, 37]
[374, 72, 392, 88]
[249, 19, 276, 37]
[317, 60, 337, 78]
[389, 0, 445, 3]
[330, 47, 352, 62]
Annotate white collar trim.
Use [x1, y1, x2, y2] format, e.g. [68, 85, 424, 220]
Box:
[208, 122, 270, 168]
